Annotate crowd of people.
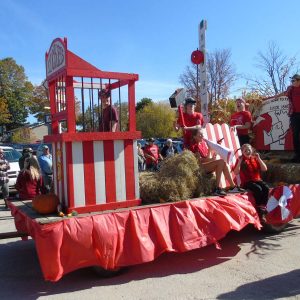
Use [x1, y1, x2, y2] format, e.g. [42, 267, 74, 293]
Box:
[1, 145, 53, 208]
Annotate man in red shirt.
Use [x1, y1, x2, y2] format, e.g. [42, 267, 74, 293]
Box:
[230, 98, 252, 146]
[175, 97, 204, 149]
[143, 138, 163, 171]
[287, 74, 300, 162]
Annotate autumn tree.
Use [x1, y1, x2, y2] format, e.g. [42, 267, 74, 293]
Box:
[248, 41, 299, 96]
[0, 97, 11, 125]
[136, 102, 179, 138]
[136, 98, 153, 112]
[180, 49, 236, 104]
[0, 58, 33, 129]
[28, 83, 50, 122]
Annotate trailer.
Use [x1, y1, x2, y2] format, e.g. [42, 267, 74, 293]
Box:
[6, 38, 300, 282]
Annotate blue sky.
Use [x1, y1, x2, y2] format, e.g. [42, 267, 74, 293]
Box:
[1, 0, 299, 122]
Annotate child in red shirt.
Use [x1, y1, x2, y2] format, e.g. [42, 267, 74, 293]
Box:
[233, 144, 269, 206]
[175, 97, 204, 149]
[16, 156, 46, 200]
[190, 129, 244, 196]
[143, 138, 163, 171]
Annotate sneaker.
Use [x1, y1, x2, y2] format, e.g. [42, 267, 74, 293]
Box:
[213, 188, 227, 196]
[238, 187, 247, 193]
[227, 186, 241, 194]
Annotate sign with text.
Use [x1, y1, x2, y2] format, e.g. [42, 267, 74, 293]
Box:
[253, 96, 293, 150]
[46, 39, 66, 78]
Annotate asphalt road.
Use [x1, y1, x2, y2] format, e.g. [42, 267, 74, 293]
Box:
[1, 198, 300, 300]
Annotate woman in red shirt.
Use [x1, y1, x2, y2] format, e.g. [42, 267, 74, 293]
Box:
[16, 156, 45, 200]
[190, 129, 243, 196]
[233, 144, 269, 206]
[175, 97, 204, 149]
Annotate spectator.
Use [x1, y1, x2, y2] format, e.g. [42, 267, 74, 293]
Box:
[19, 147, 33, 170]
[99, 89, 119, 132]
[230, 98, 252, 146]
[233, 144, 269, 206]
[161, 139, 178, 158]
[175, 97, 204, 149]
[0, 148, 10, 208]
[38, 145, 53, 193]
[190, 128, 245, 196]
[286, 74, 300, 162]
[16, 156, 46, 200]
[137, 143, 146, 171]
[143, 138, 163, 171]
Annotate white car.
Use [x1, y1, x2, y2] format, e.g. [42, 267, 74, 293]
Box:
[0, 146, 21, 190]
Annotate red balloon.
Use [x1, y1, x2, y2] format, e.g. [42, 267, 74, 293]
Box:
[191, 50, 204, 65]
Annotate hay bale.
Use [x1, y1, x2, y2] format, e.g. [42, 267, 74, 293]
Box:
[139, 150, 216, 204]
[263, 161, 300, 184]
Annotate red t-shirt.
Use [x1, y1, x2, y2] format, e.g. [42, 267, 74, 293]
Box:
[15, 171, 44, 200]
[99, 105, 119, 132]
[190, 140, 209, 158]
[230, 111, 252, 136]
[235, 156, 261, 186]
[144, 144, 160, 165]
[287, 86, 300, 113]
[178, 112, 204, 148]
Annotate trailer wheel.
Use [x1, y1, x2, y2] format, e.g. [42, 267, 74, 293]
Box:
[262, 222, 288, 234]
[92, 266, 124, 278]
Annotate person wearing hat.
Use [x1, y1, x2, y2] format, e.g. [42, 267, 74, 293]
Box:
[19, 147, 33, 170]
[99, 89, 119, 132]
[143, 138, 163, 171]
[38, 145, 53, 193]
[161, 138, 178, 158]
[286, 74, 300, 162]
[230, 98, 252, 146]
[175, 97, 204, 149]
[0, 148, 10, 208]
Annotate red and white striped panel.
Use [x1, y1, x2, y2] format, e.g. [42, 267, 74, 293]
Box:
[204, 123, 241, 188]
[52, 139, 140, 211]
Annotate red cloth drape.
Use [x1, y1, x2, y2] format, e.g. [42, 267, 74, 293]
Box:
[9, 187, 300, 282]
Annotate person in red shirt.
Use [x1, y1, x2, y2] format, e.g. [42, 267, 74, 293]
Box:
[233, 144, 269, 206]
[175, 97, 204, 149]
[286, 74, 300, 162]
[99, 89, 119, 132]
[230, 98, 252, 146]
[143, 138, 163, 171]
[190, 129, 244, 196]
[16, 156, 46, 200]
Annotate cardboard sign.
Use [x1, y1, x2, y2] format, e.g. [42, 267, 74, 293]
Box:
[253, 96, 293, 150]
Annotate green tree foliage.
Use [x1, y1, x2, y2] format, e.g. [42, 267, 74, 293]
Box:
[0, 58, 33, 129]
[136, 102, 179, 138]
[29, 83, 50, 122]
[10, 127, 37, 143]
[136, 98, 153, 112]
[0, 97, 11, 124]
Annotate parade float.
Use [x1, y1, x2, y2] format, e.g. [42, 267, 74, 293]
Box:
[5, 35, 300, 282]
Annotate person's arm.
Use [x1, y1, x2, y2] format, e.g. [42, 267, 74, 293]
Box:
[254, 153, 267, 172]
[111, 121, 117, 132]
[111, 106, 119, 132]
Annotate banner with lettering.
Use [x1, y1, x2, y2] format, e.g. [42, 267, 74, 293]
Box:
[252, 96, 293, 150]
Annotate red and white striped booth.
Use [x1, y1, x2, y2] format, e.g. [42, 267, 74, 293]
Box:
[44, 38, 141, 213]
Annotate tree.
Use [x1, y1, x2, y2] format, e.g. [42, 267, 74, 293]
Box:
[0, 97, 11, 124]
[248, 41, 299, 96]
[28, 83, 50, 122]
[180, 49, 236, 104]
[0, 58, 33, 129]
[136, 98, 153, 112]
[136, 102, 179, 138]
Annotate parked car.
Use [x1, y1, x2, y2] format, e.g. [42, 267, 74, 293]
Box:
[0, 146, 21, 191]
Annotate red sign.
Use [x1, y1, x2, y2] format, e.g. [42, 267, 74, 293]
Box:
[191, 50, 204, 65]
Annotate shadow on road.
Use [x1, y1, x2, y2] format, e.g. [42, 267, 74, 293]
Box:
[0, 221, 299, 299]
[217, 269, 300, 299]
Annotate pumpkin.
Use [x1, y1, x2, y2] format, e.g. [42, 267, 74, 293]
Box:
[32, 194, 59, 214]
